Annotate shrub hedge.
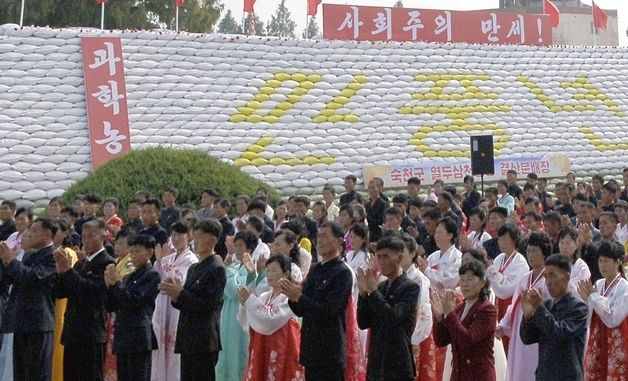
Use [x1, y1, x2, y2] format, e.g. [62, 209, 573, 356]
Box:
[63, 147, 281, 218]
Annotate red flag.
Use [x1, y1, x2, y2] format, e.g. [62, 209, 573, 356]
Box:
[543, 0, 560, 28]
[96, 0, 106, 4]
[307, 0, 322, 16]
[592, 1, 608, 30]
[175, 0, 184, 7]
[243, 0, 255, 13]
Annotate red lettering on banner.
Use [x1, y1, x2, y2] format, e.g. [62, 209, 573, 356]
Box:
[540, 160, 550, 174]
[82, 37, 131, 170]
[390, 169, 403, 183]
[452, 164, 465, 180]
[413, 167, 425, 180]
[431, 166, 442, 181]
[323, 4, 552, 46]
[401, 167, 413, 181]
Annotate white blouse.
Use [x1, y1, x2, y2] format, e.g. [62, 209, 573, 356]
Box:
[570, 258, 591, 299]
[486, 251, 529, 300]
[346, 249, 369, 274]
[424, 245, 462, 290]
[406, 266, 433, 346]
[588, 276, 628, 329]
[466, 230, 492, 251]
[237, 291, 296, 335]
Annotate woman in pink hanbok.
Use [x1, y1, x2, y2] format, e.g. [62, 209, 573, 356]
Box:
[497, 232, 552, 381]
[151, 221, 198, 381]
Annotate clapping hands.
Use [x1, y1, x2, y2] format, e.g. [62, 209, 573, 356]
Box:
[104, 264, 120, 288]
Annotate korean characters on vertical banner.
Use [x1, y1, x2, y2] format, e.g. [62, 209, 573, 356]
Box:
[81, 37, 132, 170]
[324, 4, 552, 46]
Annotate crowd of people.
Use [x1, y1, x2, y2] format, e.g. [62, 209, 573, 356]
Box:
[0, 167, 626, 381]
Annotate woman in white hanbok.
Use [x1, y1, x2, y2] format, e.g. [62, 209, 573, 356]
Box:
[558, 227, 591, 298]
[485, 224, 529, 356]
[151, 221, 198, 381]
[237, 255, 305, 381]
[344, 224, 370, 354]
[578, 240, 628, 381]
[497, 232, 552, 381]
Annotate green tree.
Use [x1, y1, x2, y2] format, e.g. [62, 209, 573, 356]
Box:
[175, 0, 222, 33]
[302, 16, 320, 39]
[394, 0, 404, 7]
[218, 9, 242, 34]
[0, 0, 222, 33]
[243, 13, 265, 35]
[62, 147, 281, 218]
[265, 0, 296, 38]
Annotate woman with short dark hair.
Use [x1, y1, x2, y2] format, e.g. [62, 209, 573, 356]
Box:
[497, 232, 553, 381]
[578, 240, 628, 380]
[485, 224, 529, 356]
[237, 255, 305, 381]
[432, 259, 497, 381]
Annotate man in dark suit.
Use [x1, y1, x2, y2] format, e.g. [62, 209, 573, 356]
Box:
[339, 174, 358, 206]
[482, 207, 508, 260]
[281, 221, 353, 381]
[0, 218, 58, 380]
[160, 219, 226, 381]
[54, 219, 116, 381]
[139, 198, 169, 251]
[212, 198, 235, 259]
[0, 200, 16, 241]
[159, 186, 180, 235]
[366, 179, 389, 243]
[75, 193, 101, 237]
[104, 234, 160, 381]
[520, 254, 588, 381]
[357, 235, 420, 381]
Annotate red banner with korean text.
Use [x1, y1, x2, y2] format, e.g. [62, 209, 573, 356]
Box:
[81, 37, 131, 170]
[323, 4, 552, 46]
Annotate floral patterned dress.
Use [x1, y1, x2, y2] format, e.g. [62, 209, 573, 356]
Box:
[584, 276, 628, 381]
[238, 291, 305, 381]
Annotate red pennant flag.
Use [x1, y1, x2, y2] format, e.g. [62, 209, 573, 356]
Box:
[543, 0, 560, 28]
[243, 0, 255, 13]
[96, 0, 107, 4]
[175, 0, 184, 7]
[592, 1, 608, 30]
[307, 0, 322, 16]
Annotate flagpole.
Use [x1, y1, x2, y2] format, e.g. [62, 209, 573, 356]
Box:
[592, 2, 597, 46]
[176, 6, 179, 32]
[100, 2, 104, 30]
[19, 0, 25, 26]
[305, 15, 309, 38]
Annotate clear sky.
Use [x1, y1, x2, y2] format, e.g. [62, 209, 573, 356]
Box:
[219, 0, 628, 45]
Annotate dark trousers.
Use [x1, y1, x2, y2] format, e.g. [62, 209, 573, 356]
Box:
[305, 364, 345, 381]
[180, 351, 218, 381]
[64, 343, 105, 381]
[13, 331, 53, 381]
[117, 351, 151, 381]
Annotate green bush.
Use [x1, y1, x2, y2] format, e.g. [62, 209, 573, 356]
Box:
[63, 147, 281, 218]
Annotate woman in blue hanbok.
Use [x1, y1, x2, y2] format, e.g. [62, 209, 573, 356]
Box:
[215, 230, 258, 381]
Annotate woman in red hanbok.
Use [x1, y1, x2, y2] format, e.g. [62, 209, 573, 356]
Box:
[578, 240, 628, 381]
[237, 254, 305, 381]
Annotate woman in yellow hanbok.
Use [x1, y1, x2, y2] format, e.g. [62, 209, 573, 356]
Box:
[51, 219, 79, 381]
